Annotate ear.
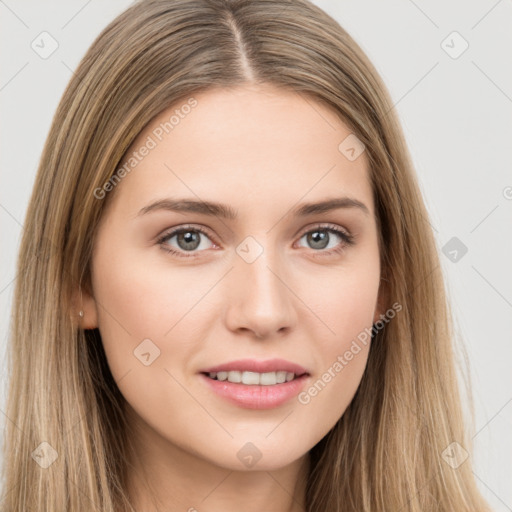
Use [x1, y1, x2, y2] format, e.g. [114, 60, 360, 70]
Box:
[71, 284, 99, 330]
[373, 276, 390, 324]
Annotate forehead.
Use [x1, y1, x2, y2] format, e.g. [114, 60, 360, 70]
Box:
[109, 84, 373, 220]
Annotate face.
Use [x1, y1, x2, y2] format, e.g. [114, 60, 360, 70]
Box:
[82, 84, 383, 473]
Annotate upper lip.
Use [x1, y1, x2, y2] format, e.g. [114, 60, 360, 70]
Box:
[200, 358, 309, 375]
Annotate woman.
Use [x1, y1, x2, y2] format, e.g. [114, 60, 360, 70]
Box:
[1, 0, 491, 510]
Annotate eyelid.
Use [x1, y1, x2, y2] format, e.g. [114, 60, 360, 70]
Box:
[295, 222, 352, 241]
[156, 224, 219, 247]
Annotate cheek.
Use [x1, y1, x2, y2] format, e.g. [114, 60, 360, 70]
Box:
[90, 242, 217, 380]
[300, 248, 380, 348]
[294, 296, 374, 439]
[90, 247, 218, 443]
[296, 340, 370, 444]
[293, 253, 379, 425]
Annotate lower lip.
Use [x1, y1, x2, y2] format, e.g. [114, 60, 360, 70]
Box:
[199, 373, 309, 409]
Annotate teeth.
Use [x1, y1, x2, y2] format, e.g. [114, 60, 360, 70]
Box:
[260, 372, 277, 385]
[207, 370, 299, 385]
[276, 371, 287, 384]
[227, 370, 242, 383]
[242, 371, 260, 385]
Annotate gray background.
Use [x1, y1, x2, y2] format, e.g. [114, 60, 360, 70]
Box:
[1, 0, 511, 509]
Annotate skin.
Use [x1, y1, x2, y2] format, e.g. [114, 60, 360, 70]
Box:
[80, 83, 385, 512]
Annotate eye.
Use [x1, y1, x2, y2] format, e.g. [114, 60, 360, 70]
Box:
[295, 223, 355, 257]
[156, 223, 356, 259]
[156, 225, 217, 258]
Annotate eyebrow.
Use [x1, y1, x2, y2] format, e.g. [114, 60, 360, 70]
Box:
[137, 196, 370, 219]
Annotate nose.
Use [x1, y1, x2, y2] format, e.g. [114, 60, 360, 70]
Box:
[224, 244, 297, 340]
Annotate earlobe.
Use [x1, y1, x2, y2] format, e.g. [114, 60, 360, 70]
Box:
[373, 297, 386, 323]
[81, 289, 99, 329]
[373, 276, 390, 324]
[71, 286, 99, 330]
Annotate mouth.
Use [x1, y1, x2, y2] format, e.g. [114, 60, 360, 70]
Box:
[198, 359, 310, 409]
[199, 369, 310, 410]
[202, 370, 304, 385]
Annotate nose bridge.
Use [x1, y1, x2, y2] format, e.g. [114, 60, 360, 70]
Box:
[225, 234, 296, 337]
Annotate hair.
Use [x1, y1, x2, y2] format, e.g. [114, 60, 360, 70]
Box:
[1, 0, 490, 510]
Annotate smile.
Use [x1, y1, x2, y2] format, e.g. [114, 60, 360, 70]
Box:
[199, 372, 310, 409]
[206, 370, 298, 385]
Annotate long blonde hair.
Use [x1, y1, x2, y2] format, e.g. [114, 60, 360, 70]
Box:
[1, 0, 490, 510]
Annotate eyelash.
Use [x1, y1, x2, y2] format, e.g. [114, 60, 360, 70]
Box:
[156, 223, 356, 259]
